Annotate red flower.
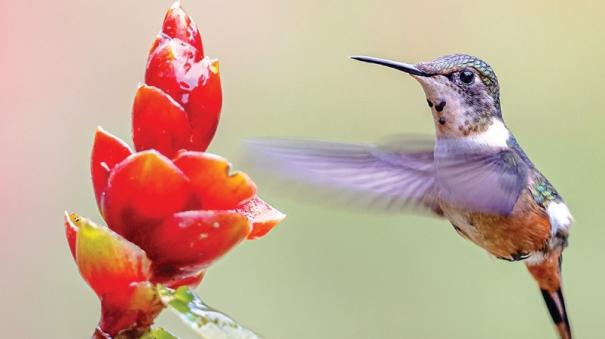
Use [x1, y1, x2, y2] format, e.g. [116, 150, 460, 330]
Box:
[136, 1, 222, 156]
[91, 128, 283, 286]
[66, 2, 285, 336]
[87, 3, 284, 286]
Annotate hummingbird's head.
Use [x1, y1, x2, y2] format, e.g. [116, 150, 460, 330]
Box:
[352, 54, 503, 139]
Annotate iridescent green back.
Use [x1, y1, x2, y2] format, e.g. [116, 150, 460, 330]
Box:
[530, 174, 562, 208]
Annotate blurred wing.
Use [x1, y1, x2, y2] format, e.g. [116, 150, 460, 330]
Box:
[437, 146, 529, 215]
[243, 137, 441, 215]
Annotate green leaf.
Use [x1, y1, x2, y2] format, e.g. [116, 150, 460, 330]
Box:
[140, 327, 178, 339]
[157, 285, 262, 339]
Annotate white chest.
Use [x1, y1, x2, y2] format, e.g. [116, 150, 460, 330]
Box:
[546, 201, 573, 236]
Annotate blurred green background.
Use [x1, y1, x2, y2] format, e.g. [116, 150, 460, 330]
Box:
[1, 0, 604, 338]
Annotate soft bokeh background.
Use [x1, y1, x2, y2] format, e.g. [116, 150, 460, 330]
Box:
[2, 0, 604, 338]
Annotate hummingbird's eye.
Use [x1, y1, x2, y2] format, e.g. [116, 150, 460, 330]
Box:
[459, 70, 475, 84]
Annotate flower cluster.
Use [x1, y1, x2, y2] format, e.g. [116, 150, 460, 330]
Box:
[66, 3, 284, 337]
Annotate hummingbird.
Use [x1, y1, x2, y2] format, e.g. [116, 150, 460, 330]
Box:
[245, 54, 574, 339]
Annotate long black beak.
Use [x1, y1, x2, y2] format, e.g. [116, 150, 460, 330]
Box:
[350, 56, 430, 77]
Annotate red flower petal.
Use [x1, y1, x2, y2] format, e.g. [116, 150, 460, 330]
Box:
[132, 84, 193, 158]
[72, 214, 152, 299]
[64, 211, 78, 259]
[145, 38, 198, 108]
[235, 196, 286, 240]
[91, 127, 132, 212]
[187, 59, 222, 151]
[102, 150, 194, 237]
[161, 2, 203, 57]
[174, 151, 256, 210]
[150, 210, 251, 279]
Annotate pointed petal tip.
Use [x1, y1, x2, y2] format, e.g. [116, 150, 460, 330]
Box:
[234, 196, 285, 240]
[209, 58, 220, 73]
[160, 1, 203, 54]
[64, 210, 75, 222]
[247, 209, 285, 240]
[64, 211, 79, 259]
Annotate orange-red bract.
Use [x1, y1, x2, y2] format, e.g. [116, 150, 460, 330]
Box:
[149, 211, 250, 282]
[102, 150, 194, 237]
[132, 85, 193, 158]
[66, 212, 152, 298]
[91, 128, 132, 210]
[174, 151, 256, 210]
[185, 59, 222, 150]
[65, 213, 162, 337]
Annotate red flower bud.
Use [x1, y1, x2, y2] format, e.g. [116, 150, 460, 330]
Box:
[145, 2, 221, 151]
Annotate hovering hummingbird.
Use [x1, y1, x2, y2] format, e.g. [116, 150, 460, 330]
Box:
[245, 54, 574, 339]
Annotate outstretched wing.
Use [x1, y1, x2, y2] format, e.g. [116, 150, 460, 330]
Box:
[243, 137, 441, 215]
[435, 141, 530, 216]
